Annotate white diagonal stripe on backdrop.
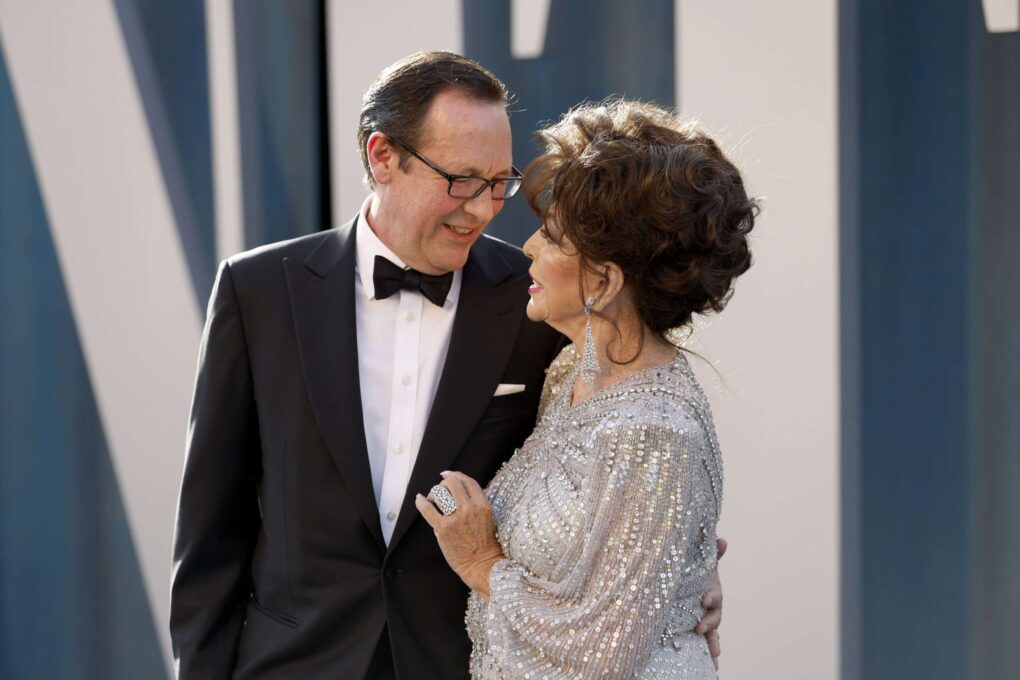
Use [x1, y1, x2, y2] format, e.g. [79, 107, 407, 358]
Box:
[0, 0, 203, 672]
[981, 0, 1020, 33]
[511, 0, 552, 59]
[206, 0, 245, 262]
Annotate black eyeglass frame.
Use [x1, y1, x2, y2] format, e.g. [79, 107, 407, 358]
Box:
[389, 137, 523, 200]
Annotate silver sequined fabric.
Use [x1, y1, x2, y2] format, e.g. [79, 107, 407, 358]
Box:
[467, 345, 722, 679]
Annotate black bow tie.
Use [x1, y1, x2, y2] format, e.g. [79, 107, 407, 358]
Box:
[372, 255, 453, 307]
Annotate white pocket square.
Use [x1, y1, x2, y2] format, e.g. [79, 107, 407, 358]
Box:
[494, 383, 526, 397]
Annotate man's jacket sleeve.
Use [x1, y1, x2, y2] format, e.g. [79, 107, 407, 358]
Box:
[170, 260, 262, 678]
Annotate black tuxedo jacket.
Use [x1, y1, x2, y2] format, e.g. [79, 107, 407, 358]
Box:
[170, 216, 564, 679]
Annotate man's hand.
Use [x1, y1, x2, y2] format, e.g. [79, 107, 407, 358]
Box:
[695, 537, 727, 670]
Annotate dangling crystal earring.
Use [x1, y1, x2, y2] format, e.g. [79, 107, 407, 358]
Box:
[580, 296, 600, 388]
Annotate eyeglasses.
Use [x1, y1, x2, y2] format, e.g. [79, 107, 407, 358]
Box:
[390, 138, 523, 200]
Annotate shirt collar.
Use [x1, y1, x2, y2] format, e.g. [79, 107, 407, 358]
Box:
[354, 195, 462, 305]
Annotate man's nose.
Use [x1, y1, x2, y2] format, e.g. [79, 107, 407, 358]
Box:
[461, 188, 495, 224]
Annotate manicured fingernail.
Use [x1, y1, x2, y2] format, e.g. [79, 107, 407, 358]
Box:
[440, 471, 450, 477]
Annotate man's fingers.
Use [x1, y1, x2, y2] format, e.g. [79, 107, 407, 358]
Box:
[695, 607, 721, 634]
[415, 494, 443, 528]
[716, 536, 728, 560]
[701, 586, 722, 611]
[701, 572, 723, 610]
[706, 629, 720, 660]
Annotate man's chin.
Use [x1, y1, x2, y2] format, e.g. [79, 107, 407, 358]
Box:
[432, 247, 472, 273]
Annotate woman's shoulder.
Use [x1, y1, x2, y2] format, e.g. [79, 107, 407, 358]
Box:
[536, 344, 579, 422]
[549, 343, 580, 376]
[601, 355, 718, 449]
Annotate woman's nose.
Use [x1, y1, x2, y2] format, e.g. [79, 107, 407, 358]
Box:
[522, 230, 540, 260]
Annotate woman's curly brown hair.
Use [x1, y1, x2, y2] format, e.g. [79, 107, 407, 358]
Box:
[524, 99, 758, 339]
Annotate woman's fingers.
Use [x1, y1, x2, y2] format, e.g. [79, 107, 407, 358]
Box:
[443, 470, 483, 494]
[438, 472, 471, 505]
[441, 471, 485, 503]
[421, 473, 502, 597]
[415, 493, 443, 528]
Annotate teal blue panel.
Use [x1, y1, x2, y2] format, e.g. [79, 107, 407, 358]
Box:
[234, 0, 331, 246]
[0, 42, 167, 680]
[841, 1, 1020, 679]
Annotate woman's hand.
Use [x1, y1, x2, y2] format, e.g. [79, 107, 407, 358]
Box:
[415, 471, 504, 599]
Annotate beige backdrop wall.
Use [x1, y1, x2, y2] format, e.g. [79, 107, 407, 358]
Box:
[678, 3, 839, 679]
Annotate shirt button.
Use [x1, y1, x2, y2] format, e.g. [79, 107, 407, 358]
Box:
[394, 443, 404, 454]
[386, 511, 396, 521]
[401, 374, 412, 386]
[405, 311, 416, 322]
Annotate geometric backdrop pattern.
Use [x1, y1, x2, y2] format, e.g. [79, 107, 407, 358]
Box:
[0, 1, 325, 676]
[0, 41, 165, 679]
[1, 0, 1016, 678]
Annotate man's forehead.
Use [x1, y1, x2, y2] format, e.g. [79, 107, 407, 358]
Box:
[417, 97, 513, 174]
[424, 89, 506, 121]
[419, 97, 509, 137]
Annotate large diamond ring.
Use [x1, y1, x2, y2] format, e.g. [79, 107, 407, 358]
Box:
[428, 484, 458, 515]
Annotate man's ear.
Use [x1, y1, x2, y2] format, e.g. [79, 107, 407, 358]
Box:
[366, 132, 398, 185]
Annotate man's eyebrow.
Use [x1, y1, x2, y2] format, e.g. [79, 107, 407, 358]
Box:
[457, 164, 515, 178]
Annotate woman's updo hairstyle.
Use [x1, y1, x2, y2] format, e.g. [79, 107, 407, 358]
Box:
[524, 99, 757, 338]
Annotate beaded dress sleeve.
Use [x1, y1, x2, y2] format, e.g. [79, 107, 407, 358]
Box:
[467, 346, 722, 679]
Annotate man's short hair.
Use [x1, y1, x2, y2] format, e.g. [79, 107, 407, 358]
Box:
[358, 51, 509, 187]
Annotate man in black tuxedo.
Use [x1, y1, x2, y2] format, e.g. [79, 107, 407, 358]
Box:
[170, 52, 722, 679]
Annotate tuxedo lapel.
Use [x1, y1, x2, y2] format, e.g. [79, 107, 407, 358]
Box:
[284, 217, 385, 549]
[388, 238, 526, 551]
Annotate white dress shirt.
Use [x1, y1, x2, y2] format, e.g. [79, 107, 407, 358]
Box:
[353, 197, 462, 544]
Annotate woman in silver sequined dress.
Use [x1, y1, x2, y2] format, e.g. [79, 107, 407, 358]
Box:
[416, 99, 757, 678]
